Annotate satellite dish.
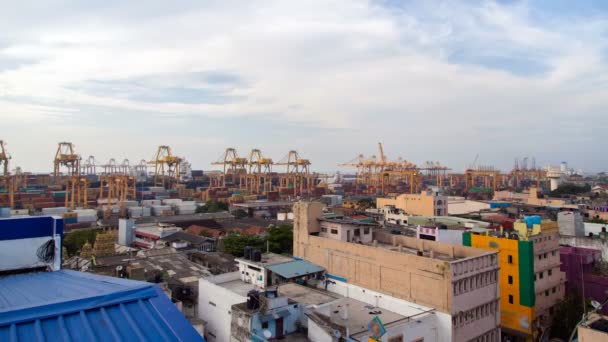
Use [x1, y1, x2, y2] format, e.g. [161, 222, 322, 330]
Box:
[263, 329, 272, 339]
[333, 330, 342, 339]
[116, 265, 123, 271]
[591, 300, 601, 309]
[81, 265, 89, 272]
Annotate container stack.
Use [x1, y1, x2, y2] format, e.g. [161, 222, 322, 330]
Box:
[151, 205, 173, 216]
[74, 209, 98, 223]
[42, 207, 68, 216]
[175, 201, 197, 215]
[62, 212, 78, 224]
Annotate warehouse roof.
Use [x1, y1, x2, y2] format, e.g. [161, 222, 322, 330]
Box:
[266, 259, 324, 279]
[0, 270, 203, 341]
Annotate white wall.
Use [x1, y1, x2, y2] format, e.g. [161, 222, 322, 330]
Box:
[198, 273, 247, 342]
[238, 259, 266, 288]
[448, 199, 491, 215]
[307, 318, 333, 342]
[319, 280, 451, 341]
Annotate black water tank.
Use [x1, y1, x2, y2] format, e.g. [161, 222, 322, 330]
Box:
[252, 250, 262, 262]
[247, 290, 260, 310]
[244, 246, 253, 260]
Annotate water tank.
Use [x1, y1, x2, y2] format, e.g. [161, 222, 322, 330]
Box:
[252, 250, 262, 262]
[244, 246, 253, 260]
[247, 290, 260, 310]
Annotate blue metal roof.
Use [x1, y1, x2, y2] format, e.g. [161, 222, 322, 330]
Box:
[266, 259, 324, 279]
[0, 270, 204, 341]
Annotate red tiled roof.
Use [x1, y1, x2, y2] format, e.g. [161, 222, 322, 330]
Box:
[185, 225, 224, 239]
[241, 226, 267, 235]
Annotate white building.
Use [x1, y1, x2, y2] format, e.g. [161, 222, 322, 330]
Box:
[318, 219, 375, 244]
[198, 272, 255, 342]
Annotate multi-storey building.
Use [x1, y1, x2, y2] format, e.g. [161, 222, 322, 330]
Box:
[464, 217, 564, 341]
[293, 201, 501, 341]
[376, 189, 448, 216]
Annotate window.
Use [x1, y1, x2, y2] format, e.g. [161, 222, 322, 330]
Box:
[248, 265, 261, 272]
[539, 272, 544, 279]
[548, 269, 552, 276]
[508, 255, 513, 264]
[508, 295, 513, 304]
[545, 290, 549, 296]
[552, 287, 556, 294]
[508, 276, 513, 285]
[330, 229, 338, 234]
[262, 322, 269, 329]
[364, 227, 370, 234]
[538, 255, 542, 261]
[354, 228, 361, 236]
[321, 227, 327, 233]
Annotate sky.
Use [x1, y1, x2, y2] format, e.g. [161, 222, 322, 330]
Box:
[1, 0, 607, 174]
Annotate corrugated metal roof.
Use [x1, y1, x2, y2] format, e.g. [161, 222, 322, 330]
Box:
[266, 259, 324, 279]
[0, 270, 203, 341]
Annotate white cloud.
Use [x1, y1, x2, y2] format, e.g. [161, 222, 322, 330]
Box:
[0, 0, 607, 172]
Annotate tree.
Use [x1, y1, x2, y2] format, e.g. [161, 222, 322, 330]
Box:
[587, 217, 608, 224]
[550, 294, 586, 340]
[221, 233, 264, 257]
[63, 229, 101, 257]
[233, 209, 248, 219]
[196, 200, 229, 214]
[267, 224, 293, 254]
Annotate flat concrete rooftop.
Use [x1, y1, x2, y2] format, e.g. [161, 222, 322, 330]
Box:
[278, 283, 340, 306]
[327, 297, 406, 336]
[236, 253, 293, 267]
[218, 278, 256, 297]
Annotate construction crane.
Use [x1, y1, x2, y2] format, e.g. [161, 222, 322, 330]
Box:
[53, 142, 80, 182]
[149, 146, 182, 189]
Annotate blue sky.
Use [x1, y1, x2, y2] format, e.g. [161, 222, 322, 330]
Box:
[0, 0, 607, 173]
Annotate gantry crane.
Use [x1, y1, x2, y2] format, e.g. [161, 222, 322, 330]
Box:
[119, 159, 131, 175]
[276, 150, 315, 196]
[243, 149, 274, 194]
[0, 140, 10, 178]
[211, 148, 248, 188]
[81, 155, 97, 175]
[339, 143, 424, 195]
[509, 157, 549, 190]
[465, 166, 501, 193]
[149, 146, 182, 189]
[53, 142, 80, 180]
[99, 175, 136, 218]
[65, 176, 89, 209]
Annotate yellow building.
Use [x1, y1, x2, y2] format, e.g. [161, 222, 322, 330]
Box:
[464, 218, 564, 341]
[376, 189, 447, 216]
[464, 233, 535, 339]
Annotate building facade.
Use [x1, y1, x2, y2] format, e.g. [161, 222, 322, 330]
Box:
[560, 246, 608, 314]
[293, 201, 501, 341]
[464, 222, 564, 340]
[376, 189, 447, 216]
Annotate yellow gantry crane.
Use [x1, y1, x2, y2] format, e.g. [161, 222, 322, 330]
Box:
[53, 142, 80, 180]
[245, 149, 274, 193]
[149, 146, 182, 189]
[211, 148, 248, 188]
